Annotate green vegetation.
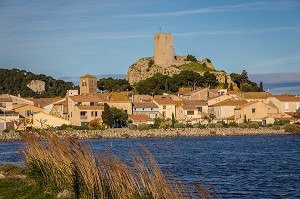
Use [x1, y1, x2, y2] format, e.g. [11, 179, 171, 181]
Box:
[97, 77, 132, 92]
[184, 54, 197, 62]
[176, 61, 213, 73]
[148, 59, 154, 67]
[284, 124, 300, 134]
[19, 134, 218, 198]
[230, 70, 263, 92]
[101, 103, 128, 128]
[0, 68, 75, 97]
[135, 71, 218, 95]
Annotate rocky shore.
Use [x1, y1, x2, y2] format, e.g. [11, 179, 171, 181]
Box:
[0, 128, 293, 142]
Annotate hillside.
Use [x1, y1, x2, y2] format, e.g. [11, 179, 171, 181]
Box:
[0, 68, 75, 98]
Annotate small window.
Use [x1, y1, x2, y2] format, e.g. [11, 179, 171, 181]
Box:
[91, 111, 94, 117]
[187, 110, 194, 115]
[252, 108, 256, 113]
[162, 111, 166, 117]
[163, 105, 166, 109]
[197, 107, 202, 112]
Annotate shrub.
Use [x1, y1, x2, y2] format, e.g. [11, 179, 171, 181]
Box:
[239, 123, 249, 128]
[271, 125, 280, 130]
[0, 164, 24, 176]
[208, 123, 216, 128]
[137, 123, 149, 131]
[228, 122, 238, 128]
[248, 122, 259, 129]
[148, 59, 154, 67]
[3, 129, 10, 133]
[173, 123, 185, 128]
[128, 123, 137, 130]
[215, 123, 223, 128]
[193, 124, 206, 129]
[284, 124, 300, 134]
[274, 120, 290, 126]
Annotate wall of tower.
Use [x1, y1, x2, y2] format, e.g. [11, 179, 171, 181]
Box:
[154, 33, 174, 67]
[80, 76, 97, 95]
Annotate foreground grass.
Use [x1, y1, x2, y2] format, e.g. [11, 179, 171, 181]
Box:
[0, 178, 53, 199]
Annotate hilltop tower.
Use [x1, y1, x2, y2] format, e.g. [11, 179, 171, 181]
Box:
[80, 74, 97, 95]
[154, 33, 174, 67]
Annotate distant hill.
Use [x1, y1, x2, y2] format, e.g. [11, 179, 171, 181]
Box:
[0, 68, 75, 98]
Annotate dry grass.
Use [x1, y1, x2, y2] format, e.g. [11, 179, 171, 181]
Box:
[20, 132, 219, 199]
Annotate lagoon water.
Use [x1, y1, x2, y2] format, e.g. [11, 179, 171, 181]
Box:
[1, 135, 300, 198]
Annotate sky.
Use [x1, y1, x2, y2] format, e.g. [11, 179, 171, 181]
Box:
[0, 0, 300, 93]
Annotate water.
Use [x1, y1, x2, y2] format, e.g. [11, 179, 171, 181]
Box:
[1, 135, 300, 198]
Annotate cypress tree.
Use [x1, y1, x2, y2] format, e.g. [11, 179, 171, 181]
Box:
[102, 103, 113, 127]
[259, 81, 264, 91]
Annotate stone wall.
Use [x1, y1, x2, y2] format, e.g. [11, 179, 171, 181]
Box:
[0, 128, 290, 142]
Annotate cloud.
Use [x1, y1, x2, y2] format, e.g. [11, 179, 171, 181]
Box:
[116, 1, 299, 18]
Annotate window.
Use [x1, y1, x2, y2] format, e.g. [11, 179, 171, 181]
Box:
[91, 111, 94, 117]
[197, 107, 202, 112]
[80, 111, 87, 119]
[90, 102, 98, 106]
[252, 108, 256, 113]
[1, 103, 6, 108]
[162, 111, 166, 117]
[25, 110, 32, 117]
[187, 110, 194, 115]
[163, 105, 166, 109]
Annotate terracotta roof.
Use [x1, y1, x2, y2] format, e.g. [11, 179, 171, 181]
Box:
[210, 99, 248, 107]
[80, 74, 96, 79]
[130, 114, 153, 122]
[274, 95, 300, 102]
[53, 99, 67, 106]
[132, 95, 153, 102]
[242, 92, 272, 99]
[154, 95, 177, 105]
[178, 87, 193, 95]
[234, 101, 257, 110]
[69, 95, 102, 102]
[133, 102, 158, 108]
[28, 98, 62, 108]
[180, 100, 206, 110]
[183, 88, 207, 96]
[107, 92, 131, 102]
[77, 105, 104, 110]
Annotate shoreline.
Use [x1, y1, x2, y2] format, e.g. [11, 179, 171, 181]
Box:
[0, 128, 295, 142]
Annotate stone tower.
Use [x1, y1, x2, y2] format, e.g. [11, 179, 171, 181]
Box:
[80, 74, 97, 95]
[154, 33, 174, 67]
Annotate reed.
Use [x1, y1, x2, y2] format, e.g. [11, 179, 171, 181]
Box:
[21, 132, 218, 199]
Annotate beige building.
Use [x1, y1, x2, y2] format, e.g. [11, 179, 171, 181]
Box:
[50, 99, 68, 120]
[80, 74, 97, 95]
[153, 95, 176, 119]
[33, 112, 71, 129]
[209, 99, 248, 121]
[154, 33, 174, 67]
[207, 95, 233, 106]
[68, 95, 104, 126]
[241, 92, 273, 102]
[13, 104, 43, 121]
[132, 102, 159, 118]
[129, 114, 154, 125]
[176, 100, 208, 124]
[104, 92, 133, 115]
[264, 95, 300, 113]
[234, 101, 278, 124]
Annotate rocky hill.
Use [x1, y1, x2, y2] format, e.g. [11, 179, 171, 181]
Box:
[127, 56, 232, 86]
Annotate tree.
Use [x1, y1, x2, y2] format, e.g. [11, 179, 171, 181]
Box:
[294, 108, 300, 121]
[223, 75, 228, 89]
[204, 113, 215, 124]
[185, 54, 197, 62]
[229, 83, 234, 91]
[36, 118, 48, 128]
[110, 107, 128, 128]
[101, 103, 113, 127]
[97, 77, 132, 92]
[171, 113, 176, 128]
[259, 81, 264, 91]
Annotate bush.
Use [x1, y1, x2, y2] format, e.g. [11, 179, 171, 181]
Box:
[215, 123, 223, 128]
[274, 120, 290, 126]
[193, 124, 206, 129]
[239, 123, 249, 128]
[3, 129, 10, 133]
[128, 123, 137, 130]
[137, 123, 149, 131]
[173, 123, 185, 128]
[208, 123, 216, 128]
[248, 122, 259, 129]
[284, 124, 300, 134]
[271, 125, 280, 130]
[228, 122, 238, 128]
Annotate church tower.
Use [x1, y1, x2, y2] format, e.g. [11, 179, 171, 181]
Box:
[80, 74, 97, 95]
[154, 33, 174, 67]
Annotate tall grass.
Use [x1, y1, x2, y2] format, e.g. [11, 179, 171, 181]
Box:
[20, 133, 219, 199]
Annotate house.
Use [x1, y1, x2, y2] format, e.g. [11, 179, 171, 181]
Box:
[68, 95, 104, 126]
[0, 95, 14, 111]
[209, 99, 248, 121]
[50, 99, 69, 120]
[241, 92, 273, 102]
[179, 88, 208, 100]
[129, 114, 154, 125]
[0, 110, 19, 131]
[234, 101, 278, 124]
[264, 95, 300, 113]
[13, 104, 43, 120]
[80, 74, 97, 95]
[132, 102, 159, 118]
[176, 100, 208, 124]
[32, 112, 71, 129]
[153, 95, 176, 119]
[207, 95, 233, 106]
[104, 92, 133, 115]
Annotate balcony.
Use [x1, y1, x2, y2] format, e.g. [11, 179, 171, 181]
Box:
[80, 115, 87, 120]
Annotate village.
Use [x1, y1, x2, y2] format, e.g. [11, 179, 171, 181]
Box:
[0, 73, 299, 131]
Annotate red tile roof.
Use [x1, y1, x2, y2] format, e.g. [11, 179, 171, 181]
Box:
[210, 99, 248, 107]
[133, 102, 158, 108]
[274, 95, 300, 102]
[130, 114, 153, 122]
[80, 74, 96, 79]
[154, 95, 177, 105]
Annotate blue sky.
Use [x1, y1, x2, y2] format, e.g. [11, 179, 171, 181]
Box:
[0, 0, 300, 92]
